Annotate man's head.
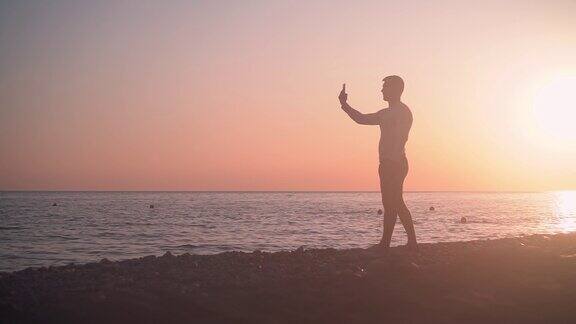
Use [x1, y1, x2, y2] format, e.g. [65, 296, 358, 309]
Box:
[381, 75, 404, 101]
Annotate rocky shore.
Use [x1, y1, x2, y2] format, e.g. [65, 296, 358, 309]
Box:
[2, 233, 576, 323]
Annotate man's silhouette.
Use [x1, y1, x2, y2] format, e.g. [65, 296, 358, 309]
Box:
[339, 76, 417, 250]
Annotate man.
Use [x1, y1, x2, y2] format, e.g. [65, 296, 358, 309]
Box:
[338, 75, 417, 250]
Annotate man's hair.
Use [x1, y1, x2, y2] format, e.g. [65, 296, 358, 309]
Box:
[383, 75, 404, 97]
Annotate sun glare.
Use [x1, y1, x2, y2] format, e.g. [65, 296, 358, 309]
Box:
[533, 77, 576, 140]
[553, 191, 576, 232]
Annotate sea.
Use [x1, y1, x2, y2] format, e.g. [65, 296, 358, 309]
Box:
[1, 191, 575, 272]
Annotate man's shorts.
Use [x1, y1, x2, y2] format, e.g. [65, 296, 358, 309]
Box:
[378, 156, 408, 206]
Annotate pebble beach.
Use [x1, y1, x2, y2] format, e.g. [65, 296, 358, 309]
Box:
[2, 233, 576, 323]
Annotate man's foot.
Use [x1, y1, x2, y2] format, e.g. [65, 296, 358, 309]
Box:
[404, 241, 418, 252]
[367, 241, 392, 255]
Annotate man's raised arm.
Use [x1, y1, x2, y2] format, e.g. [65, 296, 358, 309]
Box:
[338, 84, 382, 125]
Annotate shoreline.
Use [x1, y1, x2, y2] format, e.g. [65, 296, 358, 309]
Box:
[2, 233, 576, 323]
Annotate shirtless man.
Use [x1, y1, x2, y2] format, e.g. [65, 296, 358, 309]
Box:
[339, 75, 417, 250]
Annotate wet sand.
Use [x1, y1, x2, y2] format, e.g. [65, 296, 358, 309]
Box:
[2, 233, 576, 323]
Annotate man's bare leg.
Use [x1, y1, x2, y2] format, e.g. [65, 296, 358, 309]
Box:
[397, 199, 417, 249]
[380, 206, 398, 249]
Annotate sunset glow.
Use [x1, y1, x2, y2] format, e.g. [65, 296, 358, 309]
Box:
[533, 76, 576, 140]
[0, 1, 575, 191]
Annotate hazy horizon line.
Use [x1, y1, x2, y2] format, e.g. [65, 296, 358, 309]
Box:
[1, 190, 569, 193]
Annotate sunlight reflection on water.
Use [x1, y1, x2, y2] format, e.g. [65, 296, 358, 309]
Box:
[552, 191, 576, 232]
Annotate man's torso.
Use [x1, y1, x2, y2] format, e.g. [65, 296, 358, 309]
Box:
[378, 103, 413, 162]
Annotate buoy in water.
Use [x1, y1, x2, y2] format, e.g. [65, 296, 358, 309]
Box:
[460, 216, 467, 224]
[377, 209, 383, 215]
[429, 206, 435, 211]
[149, 204, 154, 209]
[52, 203, 58, 207]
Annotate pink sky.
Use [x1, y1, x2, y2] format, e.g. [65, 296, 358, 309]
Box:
[1, 0, 575, 191]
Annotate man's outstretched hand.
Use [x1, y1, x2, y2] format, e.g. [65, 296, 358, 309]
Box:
[338, 83, 348, 106]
